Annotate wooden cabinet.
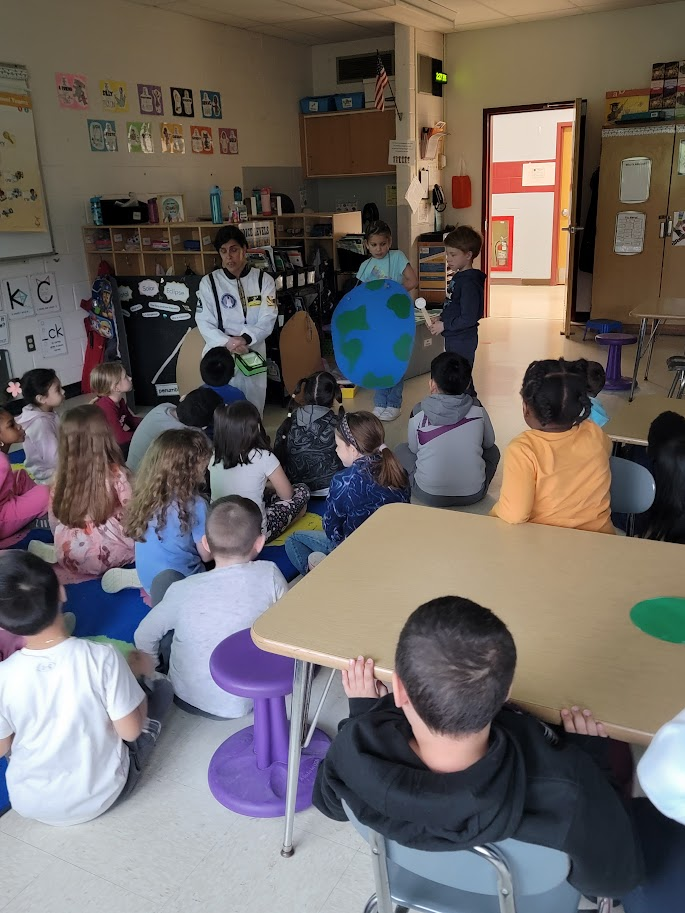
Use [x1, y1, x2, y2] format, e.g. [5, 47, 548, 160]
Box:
[300, 109, 396, 178]
[592, 125, 685, 322]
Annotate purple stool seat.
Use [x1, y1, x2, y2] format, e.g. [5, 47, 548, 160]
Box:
[596, 332, 638, 391]
[208, 628, 330, 818]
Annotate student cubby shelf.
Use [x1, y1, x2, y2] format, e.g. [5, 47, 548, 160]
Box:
[249, 211, 361, 272]
[81, 221, 275, 281]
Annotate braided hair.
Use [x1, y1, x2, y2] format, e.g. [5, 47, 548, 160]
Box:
[273, 371, 343, 464]
[520, 359, 591, 428]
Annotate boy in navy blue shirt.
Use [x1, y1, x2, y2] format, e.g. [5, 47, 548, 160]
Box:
[430, 226, 485, 378]
[200, 347, 246, 406]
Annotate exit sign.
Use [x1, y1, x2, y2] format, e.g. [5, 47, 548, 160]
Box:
[435, 72, 447, 83]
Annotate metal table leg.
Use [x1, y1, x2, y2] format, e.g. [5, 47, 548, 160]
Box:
[644, 318, 662, 381]
[281, 658, 312, 858]
[629, 317, 647, 402]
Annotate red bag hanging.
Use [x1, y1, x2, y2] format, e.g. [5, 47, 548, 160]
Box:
[81, 317, 106, 393]
[451, 157, 472, 209]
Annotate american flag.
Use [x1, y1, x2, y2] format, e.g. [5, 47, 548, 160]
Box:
[375, 55, 389, 112]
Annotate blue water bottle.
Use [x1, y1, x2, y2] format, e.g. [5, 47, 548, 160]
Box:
[210, 186, 223, 224]
[90, 196, 103, 226]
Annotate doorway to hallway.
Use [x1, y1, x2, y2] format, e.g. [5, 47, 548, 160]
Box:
[482, 102, 586, 330]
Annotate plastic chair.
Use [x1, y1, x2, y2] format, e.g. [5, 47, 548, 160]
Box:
[343, 802, 612, 913]
[207, 628, 330, 818]
[666, 355, 685, 398]
[583, 318, 623, 341]
[610, 455, 656, 537]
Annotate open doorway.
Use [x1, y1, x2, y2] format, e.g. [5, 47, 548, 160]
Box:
[483, 104, 579, 322]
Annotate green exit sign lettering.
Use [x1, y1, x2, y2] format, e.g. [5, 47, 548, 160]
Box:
[435, 72, 447, 83]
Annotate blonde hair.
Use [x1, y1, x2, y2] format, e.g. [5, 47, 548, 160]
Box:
[90, 362, 127, 396]
[125, 428, 212, 541]
[52, 405, 128, 528]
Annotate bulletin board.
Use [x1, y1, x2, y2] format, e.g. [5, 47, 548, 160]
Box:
[0, 63, 55, 260]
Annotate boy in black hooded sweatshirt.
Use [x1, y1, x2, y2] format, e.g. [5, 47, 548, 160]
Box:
[313, 596, 646, 902]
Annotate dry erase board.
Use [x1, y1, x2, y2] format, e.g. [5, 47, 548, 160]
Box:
[0, 63, 55, 261]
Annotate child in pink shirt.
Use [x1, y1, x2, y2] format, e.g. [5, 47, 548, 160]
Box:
[90, 363, 141, 458]
[0, 409, 49, 548]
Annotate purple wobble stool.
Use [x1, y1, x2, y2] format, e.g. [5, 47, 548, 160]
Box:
[208, 628, 331, 818]
[595, 332, 638, 391]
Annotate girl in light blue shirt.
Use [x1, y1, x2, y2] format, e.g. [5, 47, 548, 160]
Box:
[355, 221, 418, 422]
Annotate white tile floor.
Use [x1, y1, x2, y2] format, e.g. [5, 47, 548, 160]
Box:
[4, 299, 677, 912]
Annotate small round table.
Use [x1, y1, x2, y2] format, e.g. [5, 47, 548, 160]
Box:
[595, 333, 638, 391]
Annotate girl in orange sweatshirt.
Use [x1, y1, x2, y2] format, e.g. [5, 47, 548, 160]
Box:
[491, 358, 614, 534]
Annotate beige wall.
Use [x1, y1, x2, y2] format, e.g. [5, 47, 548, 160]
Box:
[311, 36, 394, 96]
[444, 1, 685, 282]
[0, 0, 310, 386]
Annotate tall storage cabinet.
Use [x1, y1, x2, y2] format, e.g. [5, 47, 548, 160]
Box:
[591, 125, 685, 321]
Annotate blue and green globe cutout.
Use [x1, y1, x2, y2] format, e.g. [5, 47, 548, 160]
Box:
[332, 280, 416, 389]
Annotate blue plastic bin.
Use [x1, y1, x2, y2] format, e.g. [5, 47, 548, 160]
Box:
[299, 96, 335, 114]
[334, 92, 365, 111]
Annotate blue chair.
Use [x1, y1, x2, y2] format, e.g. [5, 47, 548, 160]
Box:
[344, 802, 613, 913]
[583, 318, 622, 341]
[610, 455, 656, 538]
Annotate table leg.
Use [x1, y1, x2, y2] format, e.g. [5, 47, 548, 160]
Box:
[644, 318, 662, 381]
[281, 658, 312, 858]
[630, 317, 647, 402]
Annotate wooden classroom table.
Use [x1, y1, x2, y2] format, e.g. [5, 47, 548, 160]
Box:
[252, 503, 685, 857]
[628, 298, 685, 401]
[604, 394, 685, 447]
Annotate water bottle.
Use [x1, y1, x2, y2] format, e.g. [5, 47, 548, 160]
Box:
[90, 196, 103, 226]
[210, 186, 223, 225]
[233, 185, 242, 203]
[260, 187, 272, 216]
[252, 187, 262, 214]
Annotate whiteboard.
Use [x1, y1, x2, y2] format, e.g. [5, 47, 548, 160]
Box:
[0, 63, 55, 262]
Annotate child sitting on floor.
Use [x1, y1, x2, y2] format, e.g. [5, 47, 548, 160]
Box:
[635, 410, 685, 543]
[0, 408, 50, 548]
[274, 371, 343, 496]
[134, 495, 288, 719]
[28, 405, 135, 575]
[106, 428, 213, 600]
[210, 401, 310, 543]
[127, 387, 221, 473]
[200, 346, 246, 406]
[91, 362, 141, 458]
[9, 368, 64, 483]
[395, 352, 499, 507]
[0, 550, 172, 827]
[491, 358, 614, 534]
[285, 411, 410, 575]
[579, 359, 609, 428]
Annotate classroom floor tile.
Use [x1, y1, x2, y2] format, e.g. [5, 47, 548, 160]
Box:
[2, 312, 666, 912]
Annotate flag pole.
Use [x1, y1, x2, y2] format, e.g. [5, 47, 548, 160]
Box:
[377, 50, 402, 121]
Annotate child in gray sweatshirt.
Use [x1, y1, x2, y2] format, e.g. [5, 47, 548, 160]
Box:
[395, 352, 499, 507]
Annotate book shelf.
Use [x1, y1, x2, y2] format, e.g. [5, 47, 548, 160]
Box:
[250, 211, 361, 272]
[81, 221, 275, 282]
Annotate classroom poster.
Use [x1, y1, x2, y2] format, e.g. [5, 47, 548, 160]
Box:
[200, 90, 222, 119]
[30, 273, 61, 314]
[170, 87, 194, 118]
[0, 86, 48, 232]
[127, 122, 154, 153]
[160, 122, 185, 154]
[2, 276, 34, 318]
[55, 73, 88, 110]
[137, 83, 163, 116]
[672, 212, 685, 246]
[0, 315, 9, 347]
[38, 315, 67, 358]
[100, 80, 128, 112]
[218, 127, 238, 154]
[190, 125, 213, 154]
[88, 120, 117, 152]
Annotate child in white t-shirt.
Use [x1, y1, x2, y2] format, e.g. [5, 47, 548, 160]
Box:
[209, 401, 310, 542]
[0, 551, 172, 827]
[134, 495, 288, 718]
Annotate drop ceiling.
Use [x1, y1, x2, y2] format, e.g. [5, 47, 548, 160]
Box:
[129, 0, 681, 44]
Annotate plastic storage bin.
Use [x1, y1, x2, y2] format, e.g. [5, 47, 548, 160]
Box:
[334, 92, 365, 111]
[299, 96, 335, 114]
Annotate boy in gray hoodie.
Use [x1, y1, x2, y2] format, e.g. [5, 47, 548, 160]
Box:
[395, 352, 499, 507]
